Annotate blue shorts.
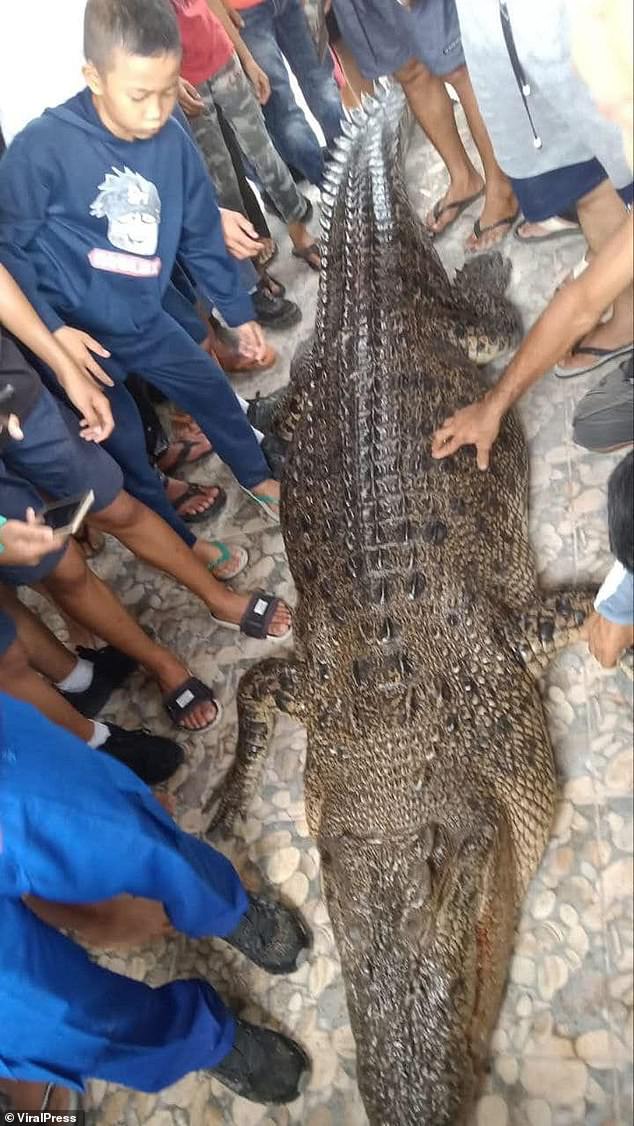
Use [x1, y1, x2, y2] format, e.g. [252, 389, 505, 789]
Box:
[510, 160, 634, 223]
[0, 609, 16, 655]
[332, 0, 464, 80]
[0, 385, 123, 587]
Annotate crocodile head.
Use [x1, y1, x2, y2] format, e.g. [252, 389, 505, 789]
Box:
[320, 809, 518, 1126]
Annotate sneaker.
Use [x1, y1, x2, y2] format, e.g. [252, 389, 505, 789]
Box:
[253, 283, 302, 331]
[246, 386, 290, 434]
[261, 433, 288, 481]
[60, 645, 138, 718]
[210, 1018, 310, 1104]
[100, 725, 184, 785]
[223, 893, 310, 974]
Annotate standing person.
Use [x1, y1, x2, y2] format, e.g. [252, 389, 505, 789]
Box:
[231, 0, 342, 187]
[172, 0, 320, 275]
[0, 0, 286, 544]
[0, 692, 310, 1105]
[332, 0, 519, 251]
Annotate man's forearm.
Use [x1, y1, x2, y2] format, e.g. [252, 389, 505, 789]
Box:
[489, 212, 634, 414]
[0, 263, 69, 378]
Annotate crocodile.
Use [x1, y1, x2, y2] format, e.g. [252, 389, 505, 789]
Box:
[208, 84, 595, 1126]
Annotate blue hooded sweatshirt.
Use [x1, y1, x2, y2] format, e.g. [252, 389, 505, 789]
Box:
[0, 88, 254, 337]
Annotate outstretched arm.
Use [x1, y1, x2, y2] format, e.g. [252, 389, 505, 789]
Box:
[432, 211, 634, 469]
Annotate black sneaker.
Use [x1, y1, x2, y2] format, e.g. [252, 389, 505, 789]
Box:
[261, 433, 288, 481]
[210, 1018, 310, 1104]
[224, 893, 310, 974]
[246, 386, 290, 434]
[99, 725, 184, 785]
[60, 645, 138, 719]
[253, 284, 302, 331]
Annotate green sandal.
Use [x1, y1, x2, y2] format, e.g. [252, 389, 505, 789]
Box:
[207, 542, 249, 581]
[240, 486, 280, 525]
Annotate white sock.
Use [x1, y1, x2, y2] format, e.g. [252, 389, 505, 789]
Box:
[56, 657, 94, 694]
[88, 720, 110, 749]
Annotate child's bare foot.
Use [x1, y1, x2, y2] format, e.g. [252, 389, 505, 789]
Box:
[289, 222, 320, 271]
[193, 538, 249, 581]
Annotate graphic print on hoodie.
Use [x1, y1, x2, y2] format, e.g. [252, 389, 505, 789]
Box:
[0, 88, 254, 339]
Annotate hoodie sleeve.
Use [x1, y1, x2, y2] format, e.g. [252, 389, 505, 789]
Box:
[177, 124, 255, 328]
[0, 131, 65, 334]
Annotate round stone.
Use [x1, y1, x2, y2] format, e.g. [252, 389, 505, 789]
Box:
[267, 846, 300, 883]
[605, 749, 633, 795]
[576, 1029, 629, 1068]
[476, 1094, 508, 1126]
[282, 870, 310, 906]
[495, 1055, 519, 1085]
[309, 955, 337, 995]
[516, 993, 533, 1017]
[538, 955, 569, 1001]
[511, 955, 535, 986]
[308, 1110, 333, 1126]
[520, 1058, 587, 1104]
[532, 890, 556, 920]
[601, 857, 633, 905]
[524, 1098, 553, 1126]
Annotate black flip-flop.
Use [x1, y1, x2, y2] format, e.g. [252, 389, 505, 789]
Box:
[514, 216, 582, 244]
[426, 188, 484, 237]
[170, 482, 227, 524]
[163, 676, 221, 731]
[469, 209, 520, 252]
[157, 437, 213, 475]
[292, 243, 320, 272]
[211, 591, 292, 642]
[554, 342, 634, 379]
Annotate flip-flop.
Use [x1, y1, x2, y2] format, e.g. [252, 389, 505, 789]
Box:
[163, 675, 222, 731]
[170, 482, 227, 524]
[157, 437, 213, 475]
[425, 188, 484, 237]
[292, 242, 321, 272]
[469, 209, 520, 252]
[554, 342, 634, 379]
[240, 485, 280, 524]
[210, 590, 292, 642]
[207, 542, 249, 582]
[514, 216, 582, 244]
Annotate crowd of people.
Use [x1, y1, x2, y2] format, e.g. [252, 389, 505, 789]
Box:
[0, 0, 631, 1115]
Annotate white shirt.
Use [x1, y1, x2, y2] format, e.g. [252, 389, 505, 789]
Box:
[0, 1, 85, 145]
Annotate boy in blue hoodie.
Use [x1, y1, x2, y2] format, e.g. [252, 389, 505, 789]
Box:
[0, 0, 284, 579]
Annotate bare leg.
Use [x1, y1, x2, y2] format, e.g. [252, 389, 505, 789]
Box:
[40, 540, 216, 729]
[557, 182, 633, 372]
[89, 491, 291, 636]
[0, 587, 76, 683]
[394, 58, 483, 234]
[0, 637, 94, 741]
[448, 66, 518, 251]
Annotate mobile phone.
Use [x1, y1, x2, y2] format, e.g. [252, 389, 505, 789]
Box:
[40, 490, 95, 537]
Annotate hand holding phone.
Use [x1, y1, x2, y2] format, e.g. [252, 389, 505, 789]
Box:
[40, 490, 95, 537]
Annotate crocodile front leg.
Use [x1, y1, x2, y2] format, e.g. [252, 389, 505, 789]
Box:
[206, 657, 308, 834]
[503, 586, 597, 677]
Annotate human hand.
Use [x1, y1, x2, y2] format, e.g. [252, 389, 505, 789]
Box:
[236, 320, 267, 361]
[581, 611, 634, 668]
[431, 393, 504, 470]
[0, 509, 65, 566]
[54, 326, 112, 385]
[219, 209, 263, 259]
[178, 76, 205, 118]
[56, 364, 114, 442]
[244, 56, 271, 104]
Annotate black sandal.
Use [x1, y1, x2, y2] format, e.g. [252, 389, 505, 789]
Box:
[157, 437, 213, 475]
[163, 676, 221, 731]
[170, 482, 227, 524]
[211, 591, 292, 642]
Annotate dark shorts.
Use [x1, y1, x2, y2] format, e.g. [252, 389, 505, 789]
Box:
[0, 383, 123, 586]
[510, 159, 634, 223]
[332, 0, 464, 80]
[573, 358, 634, 452]
[0, 608, 16, 656]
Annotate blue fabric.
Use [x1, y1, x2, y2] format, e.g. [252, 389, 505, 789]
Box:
[240, 0, 342, 187]
[332, 0, 464, 80]
[0, 694, 247, 1091]
[0, 473, 68, 585]
[595, 561, 634, 626]
[510, 159, 634, 222]
[0, 88, 254, 336]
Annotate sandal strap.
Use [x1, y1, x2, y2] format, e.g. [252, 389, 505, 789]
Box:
[240, 591, 279, 638]
[473, 210, 520, 239]
[571, 343, 628, 358]
[164, 676, 216, 722]
[208, 540, 231, 567]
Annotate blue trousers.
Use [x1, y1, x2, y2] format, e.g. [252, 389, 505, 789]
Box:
[0, 694, 248, 1091]
[41, 309, 269, 548]
[240, 0, 342, 186]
